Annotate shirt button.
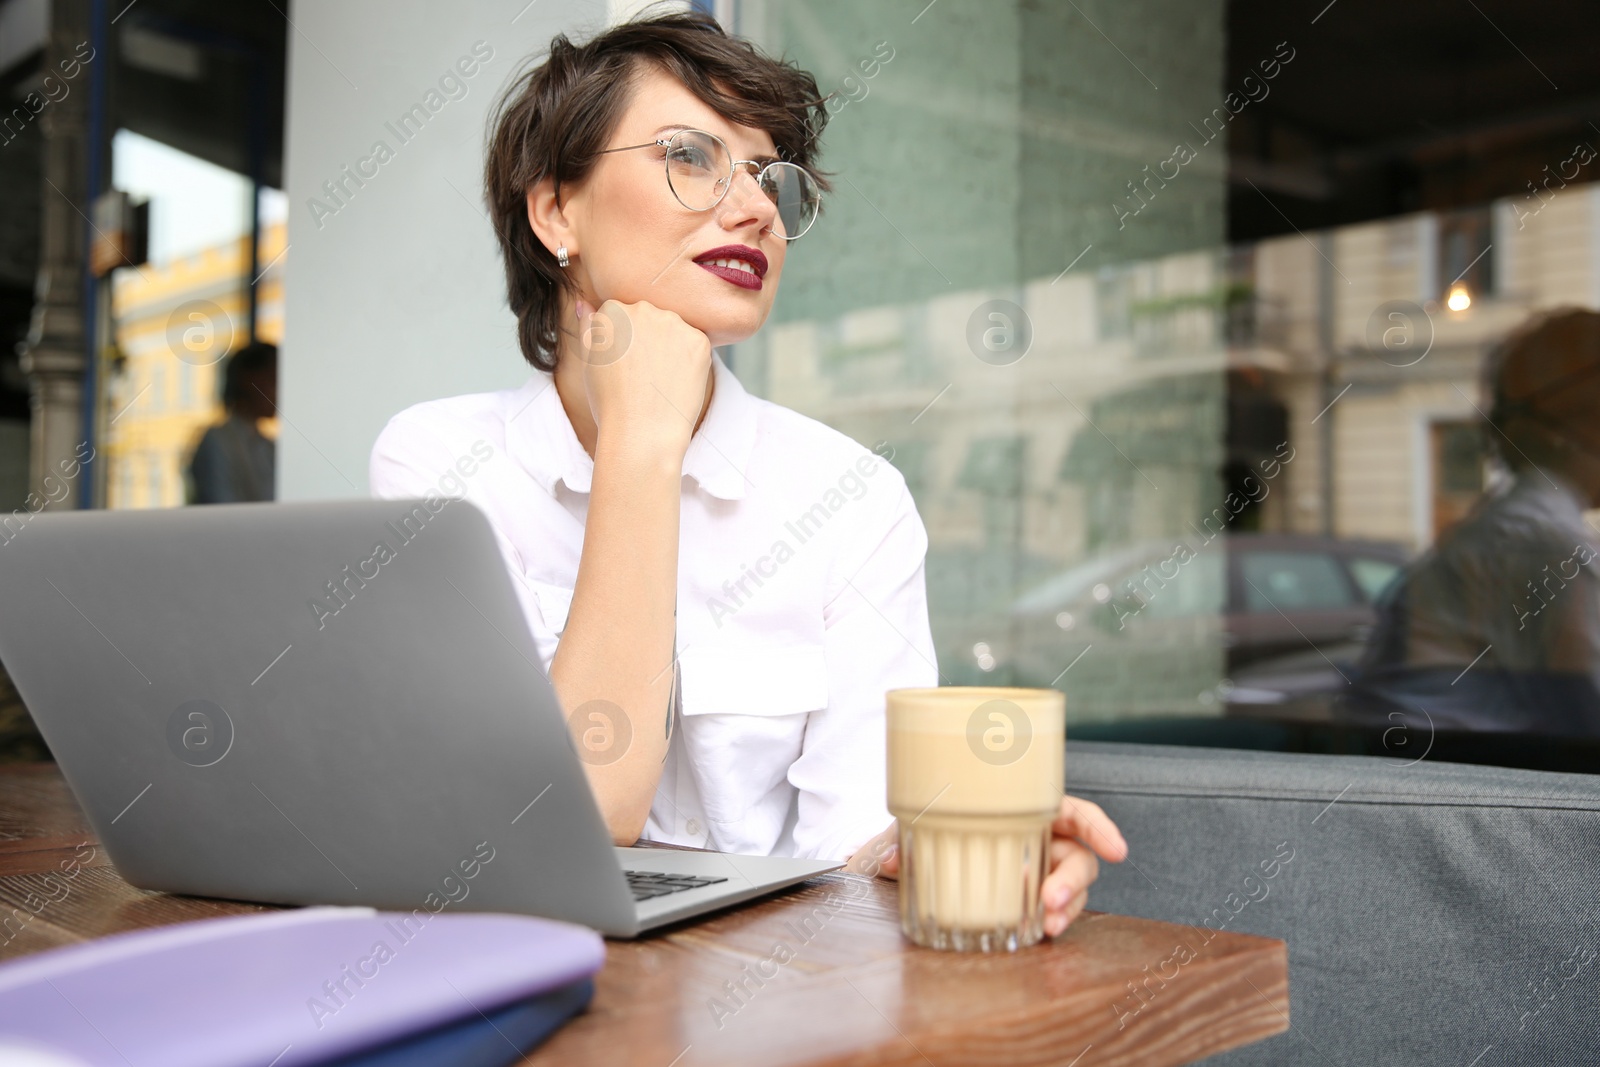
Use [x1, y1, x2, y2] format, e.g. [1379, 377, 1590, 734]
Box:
[686, 818, 701, 836]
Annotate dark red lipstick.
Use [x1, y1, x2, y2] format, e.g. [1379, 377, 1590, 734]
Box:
[692, 244, 767, 291]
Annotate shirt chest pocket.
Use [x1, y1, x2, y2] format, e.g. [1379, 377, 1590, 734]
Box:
[676, 643, 827, 825]
[677, 643, 829, 717]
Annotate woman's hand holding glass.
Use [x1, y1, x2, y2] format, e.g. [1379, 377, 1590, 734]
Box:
[847, 797, 1127, 938]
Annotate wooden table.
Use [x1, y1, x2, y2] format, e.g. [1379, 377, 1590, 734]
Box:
[0, 764, 1289, 1066]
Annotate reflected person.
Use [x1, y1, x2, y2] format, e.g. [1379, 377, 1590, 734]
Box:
[1351, 308, 1600, 735]
[187, 341, 277, 504]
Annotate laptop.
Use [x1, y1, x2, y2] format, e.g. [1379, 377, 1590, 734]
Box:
[0, 498, 840, 937]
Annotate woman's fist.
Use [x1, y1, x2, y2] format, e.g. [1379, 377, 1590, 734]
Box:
[574, 297, 713, 457]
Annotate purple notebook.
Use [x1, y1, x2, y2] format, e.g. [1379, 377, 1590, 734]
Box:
[0, 907, 604, 1067]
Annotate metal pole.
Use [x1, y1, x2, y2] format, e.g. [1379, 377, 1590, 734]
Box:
[247, 48, 264, 342]
[76, 0, 108, 509]
[1316, 230, 1335, 538]
[21, 0, 92, 513]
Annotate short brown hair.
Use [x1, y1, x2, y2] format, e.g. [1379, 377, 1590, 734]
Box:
[1486, 306, 1600, 469]
[483, 10, 831, 372]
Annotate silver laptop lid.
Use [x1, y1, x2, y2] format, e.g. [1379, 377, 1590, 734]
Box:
[0, 498, 646, 935]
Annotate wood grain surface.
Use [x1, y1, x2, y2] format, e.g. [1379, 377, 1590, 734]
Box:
[0, 764, 1289, 1067]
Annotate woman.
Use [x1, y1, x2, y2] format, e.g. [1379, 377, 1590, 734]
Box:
[370, 11, 1124, 937]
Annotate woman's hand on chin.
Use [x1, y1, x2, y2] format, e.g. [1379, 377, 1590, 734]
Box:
[845, 797, 1127, 937]
[576, 297, 712, 456]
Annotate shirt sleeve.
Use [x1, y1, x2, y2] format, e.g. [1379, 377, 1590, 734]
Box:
[786, 465, 939, 862]
[368, 413, 560, 678]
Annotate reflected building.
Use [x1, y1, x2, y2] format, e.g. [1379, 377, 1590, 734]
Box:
[1250, 193, 1600, 550]
[102, 219, 285, 508]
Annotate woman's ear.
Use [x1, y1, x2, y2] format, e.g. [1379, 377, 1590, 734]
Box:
[526, 176, 576, 260]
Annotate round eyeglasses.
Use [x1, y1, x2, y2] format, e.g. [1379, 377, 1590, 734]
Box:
[597, 128, 821, 240]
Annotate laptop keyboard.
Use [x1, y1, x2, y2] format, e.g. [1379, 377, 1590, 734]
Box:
[625, 869, 729, 901]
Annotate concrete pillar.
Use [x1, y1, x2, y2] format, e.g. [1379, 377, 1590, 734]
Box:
[19, 0, 92, 510]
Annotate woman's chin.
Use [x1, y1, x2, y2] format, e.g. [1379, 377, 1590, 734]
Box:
[595, 282, 770, 348]
[693, 312, 768, 350]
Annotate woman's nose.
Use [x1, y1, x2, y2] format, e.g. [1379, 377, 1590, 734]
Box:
[716, 165, 777, 231]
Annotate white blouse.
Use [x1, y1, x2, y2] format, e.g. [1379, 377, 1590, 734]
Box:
[368, 351, 938, 862]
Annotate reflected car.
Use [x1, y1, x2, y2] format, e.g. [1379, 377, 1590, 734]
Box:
[941, 534, 1408, 717]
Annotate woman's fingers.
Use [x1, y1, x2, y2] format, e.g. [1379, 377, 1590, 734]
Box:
[1042, 839, 1100, 911]
[1041, 803, 1118, 937]
[844, 823, 899, 879]
[1048, 835, 1093, 867]
[1044, 885, 1091, 937]
[1051, 795, 1128, 862]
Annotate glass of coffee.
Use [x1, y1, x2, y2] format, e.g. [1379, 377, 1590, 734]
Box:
[886, 686, 1064, 952]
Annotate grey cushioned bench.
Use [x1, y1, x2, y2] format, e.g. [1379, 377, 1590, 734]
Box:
[1068, 741, 1600, 1066]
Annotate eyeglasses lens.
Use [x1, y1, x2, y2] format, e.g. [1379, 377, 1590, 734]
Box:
[761, 164, 817, 239]
[665, 130, 730, 210]
[665, 131, 819, 240]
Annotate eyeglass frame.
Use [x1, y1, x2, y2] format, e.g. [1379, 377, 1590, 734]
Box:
[594, 127, 821, 240]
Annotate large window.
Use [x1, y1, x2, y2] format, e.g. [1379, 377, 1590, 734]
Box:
[732, 0, 1600, 772]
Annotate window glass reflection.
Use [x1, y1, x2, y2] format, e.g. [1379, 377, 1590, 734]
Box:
[733, 0, 1600, 770]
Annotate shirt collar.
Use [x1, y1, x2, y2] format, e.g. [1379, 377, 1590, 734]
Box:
[683, 351, 759, 499]
[505, 350, 757, 501]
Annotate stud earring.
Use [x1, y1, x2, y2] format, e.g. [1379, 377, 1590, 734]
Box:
[556, 245, 570, 268]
